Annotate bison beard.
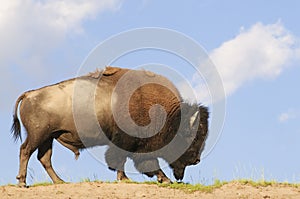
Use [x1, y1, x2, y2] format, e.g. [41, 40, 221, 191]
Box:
[11, 66, 209, 187]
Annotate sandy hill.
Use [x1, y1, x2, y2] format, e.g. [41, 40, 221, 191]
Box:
[1, 181, 300, 199]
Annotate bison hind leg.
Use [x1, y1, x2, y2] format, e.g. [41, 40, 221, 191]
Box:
[16, 138, 37, 187]
[17, 136, 49, 187]
[37, 138, 64, 184]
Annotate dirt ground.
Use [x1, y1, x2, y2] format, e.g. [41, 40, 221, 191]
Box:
[1, 181, 300, 199]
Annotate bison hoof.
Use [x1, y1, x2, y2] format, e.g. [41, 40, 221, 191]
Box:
[54, 180, 65, 184]
[163, 180, 173, 184]
[17, 182, 28, 188]
[158, 178, 172, 184]
[118, 176, 130, 181]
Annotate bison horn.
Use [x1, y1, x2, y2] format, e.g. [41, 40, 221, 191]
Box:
[189, 110, 199, 128]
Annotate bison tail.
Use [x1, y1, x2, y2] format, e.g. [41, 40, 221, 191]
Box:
[12, 114, 21, 142]
[11, 93, 26, 142]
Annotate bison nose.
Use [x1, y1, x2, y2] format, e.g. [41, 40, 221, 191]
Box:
[194, 158, 200, 165]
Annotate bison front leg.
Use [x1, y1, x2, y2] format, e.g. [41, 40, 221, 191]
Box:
[133, 158, 172, 184]
[144, 169, 172, 184]
[37, 139, 64, 184]
[155, 170, 172, 184]
[117, 170, 129, 181]
[105, 147, 130, 181]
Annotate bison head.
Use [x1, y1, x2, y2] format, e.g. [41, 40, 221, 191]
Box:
[170, 104, 209, 181]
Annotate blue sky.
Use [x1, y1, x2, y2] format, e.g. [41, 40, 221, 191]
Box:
[1, 0, 300, 185]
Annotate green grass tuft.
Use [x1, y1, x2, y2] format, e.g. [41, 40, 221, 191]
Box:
[80, 178, 92, 183]
[116, 179, 227, 193]
[233, 179, 300, 188]
[2, 183, 15, 187]
[32, 181, 53, 187]
[156, 179, 227, 193]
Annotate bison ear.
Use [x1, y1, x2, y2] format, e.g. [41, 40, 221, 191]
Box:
[189, 110, 199, 128]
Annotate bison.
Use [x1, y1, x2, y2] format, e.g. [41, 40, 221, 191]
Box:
[11, 66, 209, 187]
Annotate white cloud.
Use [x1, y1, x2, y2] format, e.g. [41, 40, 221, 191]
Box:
[0, 0, 122, 70]
[208, 21, 300, 97]
[278, 110, 297, 123]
